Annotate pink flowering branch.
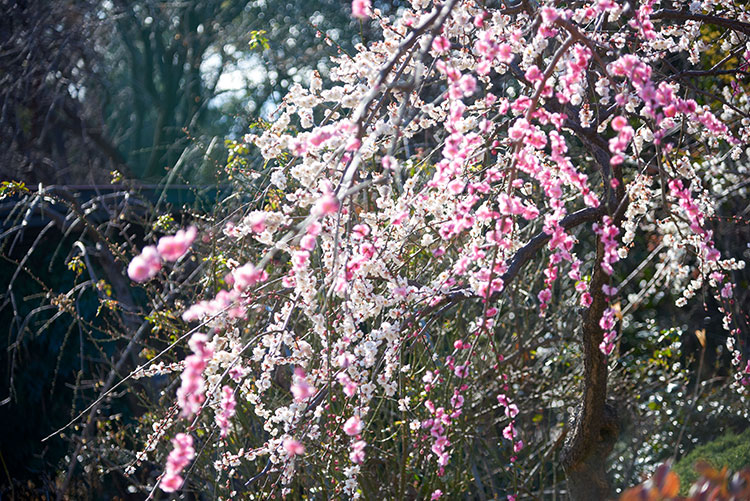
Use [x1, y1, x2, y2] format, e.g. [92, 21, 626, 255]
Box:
[93, 1, 750, 499]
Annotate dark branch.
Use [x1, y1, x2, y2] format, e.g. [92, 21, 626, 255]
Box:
[501, 206, 606, 286]
[651, 9, 750, 36]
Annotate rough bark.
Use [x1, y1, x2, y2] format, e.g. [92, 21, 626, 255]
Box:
[562, 235, 621, 500]
[556, 83, 631, 498]
[564, 403, 619, 500]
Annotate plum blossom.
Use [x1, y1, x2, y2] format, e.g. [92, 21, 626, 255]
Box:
[351, 0, 371, 19]
[593, 216, 620, 276]
[349, 440, 367, 463]
[119, 0, 749, 496]
[157, 226, 197, 261]
[233, 263, 267, 292]
[432, 36, 450, 53]
[215, 385, 236, 438]
[343, 415, 363, 436]
[300, 234, 317, 250]
[160, 433, 194, 492]
[283, 438, 305, 456]
[176, 333, 213, 417]
[246, 212, 267, 233]
[313, 192, 340, 216]
[127, 245, 161, 282]
[290, 368, 316, 402]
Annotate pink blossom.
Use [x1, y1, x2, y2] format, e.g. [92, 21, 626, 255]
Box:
[157, 226, 197, 261]
[350, 440, 367, 463]
[352, 224, 370, 239]
[432, 36, 450, 53]
[474, 11, 488, 27]
[391, 211, 408, 225]
[300, 234, 317, 250]
[540, 6, 559, 24]
[308, 128, 333, 147]
[611, 116, 628, 131]
[307, 220, 322, 236]
[215, 385, 236, 438]
[598, 307, 619, 355]
[176, 333, 213, 417]
[313, 193, 340, 216]
[337, 352, 355, 368]
[128, 245, 161, 282]
[160, 473, 183, 492]
[476, 59, 491, 75]
[458, 74, 477, 95]
[229, 365, 247, 382]
[505, 403, 519, 418]
[337, 373, 358, 397]
[351, 0, 371, 19]
[292, 250, 310, 271]
[344, 380, 358, 397]
[431, 490, 443, 500]
[593, 216, 620, 276]
[247, 212, 267, 233]
[346, 136, 362, 151]
[291, 369, 316, 401]
[451, 393, 464, 409]
[381, 155, 397, 171]
[497, 43, 513, 63]
[525, 65, 543, 82]
[343, 415, 363, 436]
[233, 263, 267, 292]
[283, 438, 305, 456]
[160, 433, 195, 493]
[223, 221, 238, 238]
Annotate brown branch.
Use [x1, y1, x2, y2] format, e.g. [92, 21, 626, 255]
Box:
[501, 206, 605, 285]
[651, 9, 750, 37]
[670, 68, 750, 78]
[407, 206, 607, 326]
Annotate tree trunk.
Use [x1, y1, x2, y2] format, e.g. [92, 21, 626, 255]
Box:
[562, 236, 621, 500]
[564, 402, 619, 500]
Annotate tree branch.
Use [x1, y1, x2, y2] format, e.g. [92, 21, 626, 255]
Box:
[651, 9, 750, 36]
[500, 206, 606, 286]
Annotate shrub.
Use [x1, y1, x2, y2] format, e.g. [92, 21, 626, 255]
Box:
[673, 428, 750, 495]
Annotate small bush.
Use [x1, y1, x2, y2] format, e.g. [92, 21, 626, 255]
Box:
[673, 427, 750, 495]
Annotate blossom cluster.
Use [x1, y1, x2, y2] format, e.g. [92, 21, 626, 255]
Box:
[121, 0, 750, 497]
[127, 226, 196, 282]
[176, 333, 213, 418]
[161, 433, 195, 492]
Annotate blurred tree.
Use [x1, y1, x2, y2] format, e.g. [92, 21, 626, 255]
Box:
[0, 0, 396, 184]
[101, 0, 400, 179]
[0, 0, 127, 184]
